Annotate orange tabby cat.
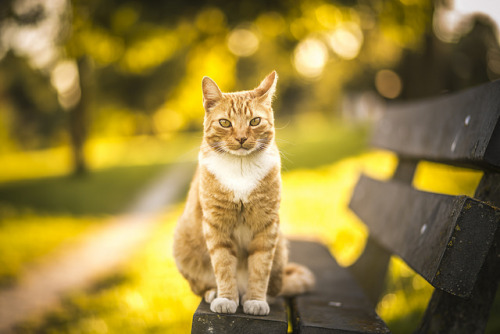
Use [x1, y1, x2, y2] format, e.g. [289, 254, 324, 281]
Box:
[173, 71, 314, 316]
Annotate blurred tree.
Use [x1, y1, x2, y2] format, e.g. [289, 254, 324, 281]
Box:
[397, 15, 500, 99]
[0, 0, 499, 174]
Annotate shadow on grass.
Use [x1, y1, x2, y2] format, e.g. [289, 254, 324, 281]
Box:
[0, 164, 178, 216]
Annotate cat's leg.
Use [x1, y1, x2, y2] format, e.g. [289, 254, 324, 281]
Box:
[243, 224, 279, 316]
[203, 220, 239, 314]
[267, 234, 287, 297]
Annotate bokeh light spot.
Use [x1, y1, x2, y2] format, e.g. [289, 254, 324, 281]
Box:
[51, 60, 81, 109]
[315, 4, 342, 30]
[293, 38, 328, 78]
[327, 23, 363, 60]
[227, 28, 259, 57]
[375, 69, 403, 99]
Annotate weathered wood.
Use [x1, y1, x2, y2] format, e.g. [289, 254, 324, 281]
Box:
[349, 175, 500, 297]
[416, 228, 500, 334]
[192, 297, 288, 334]
[349, 237, 391, 306]
[372, 80, 500, 171]
[474, 173, 500, 207]
[289, 240, 390, 334]
[416, 172, 500, 334]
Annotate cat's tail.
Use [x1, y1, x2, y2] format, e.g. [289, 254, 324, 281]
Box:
[280, 262, 315, 296]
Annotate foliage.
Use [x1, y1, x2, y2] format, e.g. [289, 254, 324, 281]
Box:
[0, 0, 437, 153]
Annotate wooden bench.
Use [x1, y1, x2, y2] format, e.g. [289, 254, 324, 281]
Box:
[191, 80, 500, 333]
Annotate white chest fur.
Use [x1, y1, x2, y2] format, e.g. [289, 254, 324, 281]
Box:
[200, 149, 280, 203]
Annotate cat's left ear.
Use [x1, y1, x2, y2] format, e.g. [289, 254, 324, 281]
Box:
[254, 71, 278, 107]
[202, 76, 223, 111]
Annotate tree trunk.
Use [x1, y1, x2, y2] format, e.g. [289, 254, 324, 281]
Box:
[69, 56, 91, 176]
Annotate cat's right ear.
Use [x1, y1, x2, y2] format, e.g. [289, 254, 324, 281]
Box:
[202, 77, 223, 111]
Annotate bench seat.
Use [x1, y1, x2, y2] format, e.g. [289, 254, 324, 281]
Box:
[192, 240, 390, 334]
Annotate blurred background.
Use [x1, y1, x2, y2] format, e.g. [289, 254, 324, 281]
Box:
[0, 0, 499, 333]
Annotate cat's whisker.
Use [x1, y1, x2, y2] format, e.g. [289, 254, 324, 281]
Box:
[278, 150, 293, 166]
[275, 138, 294, 145]
[274, 119, 291, 130]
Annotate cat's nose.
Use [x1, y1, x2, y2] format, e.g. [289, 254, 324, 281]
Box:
[236, 137, 247, 144]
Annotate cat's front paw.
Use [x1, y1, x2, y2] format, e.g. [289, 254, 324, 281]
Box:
[210, 297, 238, 314]
[243, 300, 270, 316]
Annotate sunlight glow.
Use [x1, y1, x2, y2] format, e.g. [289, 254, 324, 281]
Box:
[327, 23, 363, 60]
[433, 0, 500, 43]
[315, 4, 342, 30]
[293, 38, 328, 78]
[51, 60, 81, 110]
[227, 28, 260, 57]
[1, 0, 67, 69]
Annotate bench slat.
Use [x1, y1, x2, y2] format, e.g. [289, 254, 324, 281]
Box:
[349, 175, 500, 297]
[289, 240, 390, 333]
[192, 297, 288, 334]
[372, 80, 500, 171]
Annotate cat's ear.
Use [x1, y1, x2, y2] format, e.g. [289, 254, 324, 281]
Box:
[254, 71, 278, 107]
[202, 76, 223, 111]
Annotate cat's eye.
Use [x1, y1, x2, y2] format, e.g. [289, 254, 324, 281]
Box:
[219, 119, 232, 128]
[250, 117, 261, 126]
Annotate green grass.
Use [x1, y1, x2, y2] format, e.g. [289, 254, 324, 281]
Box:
[0, 164, 172, 216]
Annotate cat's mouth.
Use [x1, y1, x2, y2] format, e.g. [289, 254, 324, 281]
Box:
[229, 147, 253, 156]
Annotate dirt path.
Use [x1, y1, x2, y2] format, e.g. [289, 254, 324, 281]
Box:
[0, 162, 195, 333]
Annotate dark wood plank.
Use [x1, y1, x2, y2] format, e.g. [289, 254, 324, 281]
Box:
[372, 80, 500, 171]
[349, 237, 391, 305]
[475, 173, 500, 207]
[349, 175, 500, 297]
[417, 230, 500, 334]
[289, 240, 390, 334]
[192, 297, 288, 334]
[416, 171, 500, 334]
[392, 158, 418, 184]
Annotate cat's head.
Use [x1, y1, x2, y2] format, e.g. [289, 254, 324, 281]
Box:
[201, 71, 278, 157]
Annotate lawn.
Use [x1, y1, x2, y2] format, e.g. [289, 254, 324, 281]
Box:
[0, 133, 202, 286]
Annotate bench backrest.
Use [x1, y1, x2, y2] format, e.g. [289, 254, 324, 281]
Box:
[349, 80, 500, 333]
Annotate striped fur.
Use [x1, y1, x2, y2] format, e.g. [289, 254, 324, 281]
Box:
[173, 72, 314, 316]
